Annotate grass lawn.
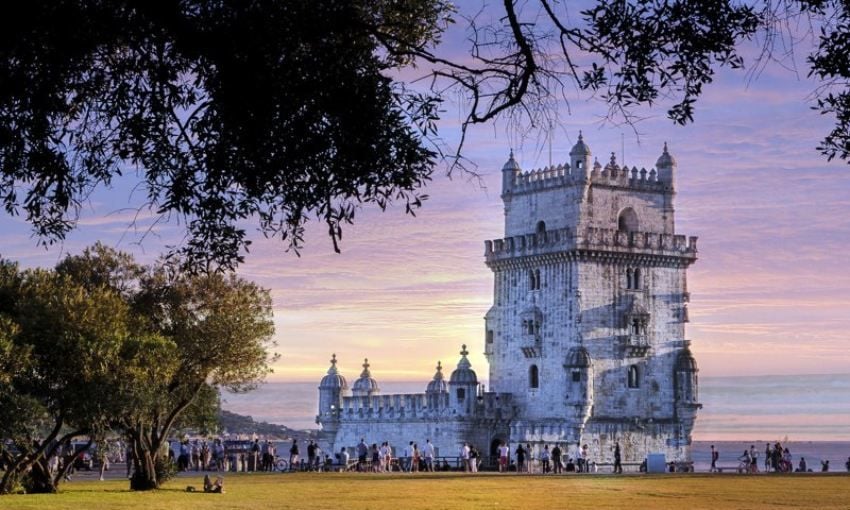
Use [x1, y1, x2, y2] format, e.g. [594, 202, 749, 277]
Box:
[2, 472, 849, 509]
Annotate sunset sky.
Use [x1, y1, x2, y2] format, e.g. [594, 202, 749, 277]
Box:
[2, 2, 849, 387]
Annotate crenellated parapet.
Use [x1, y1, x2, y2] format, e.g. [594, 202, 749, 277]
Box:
[339, 392, 449, 421]
[484, 226, 697, 266]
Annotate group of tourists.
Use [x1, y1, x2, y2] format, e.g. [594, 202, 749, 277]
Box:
[710, 443, 840, 474]
[174, 439, 226, 472]
[496, 441, 596, 474]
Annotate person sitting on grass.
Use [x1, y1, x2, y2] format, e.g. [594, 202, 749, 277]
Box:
[203, 474, 224, 493]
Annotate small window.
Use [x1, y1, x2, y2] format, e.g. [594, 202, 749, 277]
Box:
[572, 371, 581, 382]
[535, 269, 541, 289]
[486, 330, 494, 344]
[628, 365, 640, 388]
[633, 268, 641, 289]
[626, 268, 633, 289]
[536, 221, 546, 234]
[529, 365, 539, 389]
[457, 388, 466, 400]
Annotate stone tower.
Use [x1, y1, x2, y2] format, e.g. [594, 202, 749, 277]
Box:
[483, 134, 700, 464]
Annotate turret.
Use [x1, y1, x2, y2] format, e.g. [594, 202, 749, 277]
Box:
[317, 354, 348, 426]
[656, 142, 677, 189]
[351, 358, 380, 397]
[564, 347, 594, 435]
[425, 361, 449, 408]
[673, 348, 699, 408]
[501, 150, 521, 196]
[569, 132, 592, 182]
[448, 345, 478, 415]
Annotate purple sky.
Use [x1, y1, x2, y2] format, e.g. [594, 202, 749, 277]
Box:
[2, 3, 849, 385]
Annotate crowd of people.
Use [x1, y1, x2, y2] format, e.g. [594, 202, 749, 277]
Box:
[709, 442, 839, 474]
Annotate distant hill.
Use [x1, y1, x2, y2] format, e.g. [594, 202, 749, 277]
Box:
[219, 410, 315, 441]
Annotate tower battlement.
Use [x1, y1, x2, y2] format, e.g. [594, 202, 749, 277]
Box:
[484, 227, 697, 265]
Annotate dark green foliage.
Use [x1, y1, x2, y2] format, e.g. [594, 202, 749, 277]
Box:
[0, 0, 446, 270]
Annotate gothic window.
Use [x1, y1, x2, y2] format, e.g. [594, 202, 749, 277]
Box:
[626, 268, 633, 289]
[527, 321, 534, 335]
[486, 330, 494, 344]
[618, 207, 639, 233]
[529, 269, 542, 290]
[632, 318, 641, 335]
[628, 365, 640, 388]
[529, 365, 539, 389]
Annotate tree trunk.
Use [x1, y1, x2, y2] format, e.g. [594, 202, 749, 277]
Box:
[23, 457, 57, 494]
[129, 446, 159, 491]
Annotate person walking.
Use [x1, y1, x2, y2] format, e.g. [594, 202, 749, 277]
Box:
[710, 445, 719, 473]
[460, 442, 471, 472]
[412, 443, 421, 473]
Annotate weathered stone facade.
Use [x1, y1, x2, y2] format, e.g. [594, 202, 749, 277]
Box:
[316, 134, 700, 467]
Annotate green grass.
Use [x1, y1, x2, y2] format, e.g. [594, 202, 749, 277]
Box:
[3, 472, 850, 509]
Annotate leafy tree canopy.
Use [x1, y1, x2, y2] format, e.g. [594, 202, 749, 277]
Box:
[1, 1, 848, 269]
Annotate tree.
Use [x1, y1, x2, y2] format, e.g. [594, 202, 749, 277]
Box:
[1, 1, 848, 270]
[0, 0, 448, 270]
[118, 262, 276, 490]
[0, 265, 133, 494]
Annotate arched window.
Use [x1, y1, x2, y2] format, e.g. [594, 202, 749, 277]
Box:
[628, 365, 639, 388]
[633, 268, 641, 289]
[535, 269, 541, 290]
[529, 269, 535, 290]
[536, 221, 546, 234]
[618, 207, 639, 233]
[626, 268, 633, 289]
[529, 365, 539, 389]
[486, 330, 494, 344]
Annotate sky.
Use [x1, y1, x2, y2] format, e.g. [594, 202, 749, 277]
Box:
[1, 2, 849, 389]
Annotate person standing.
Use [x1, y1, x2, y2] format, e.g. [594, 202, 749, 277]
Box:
[613, 442, 622, 474]
[403, 441, 412, 472]
[540, 445, 551, 474]
[356, 438, 368, 472]
[307, 440, 317, 471]
[749, 444, 758, 473]
[469, 445, 479, 473]
[412, 443, 421, 473]
[498, 442, 509, 473]
[289, 439, 300, 471]
[460, 442, 471, 472]
[339, 447, 350, 471]
[515, 444, 526, 474]
[575, 442, 584, 473]
[552, 444, 562, 474]
[424, 439, 435, 472]
[764, 443, 771, 472]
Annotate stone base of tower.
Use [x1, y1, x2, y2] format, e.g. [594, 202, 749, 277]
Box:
[578, 418, 694, 471]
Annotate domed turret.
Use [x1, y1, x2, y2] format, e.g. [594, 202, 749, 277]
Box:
[570, 131, 592, 181]
[569, 131, 591, 157]
[448, 345, 478, 414]
[351, 358, 380, 397]
[317, 354, 349, 424]
[320, 353, 348, 390]
[426, 361, 448, 394]
[449, 345, 478, 385]
[502, 149, 521, 195]
[675, 348, 698, 373]
[656, 142, 677, 188]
